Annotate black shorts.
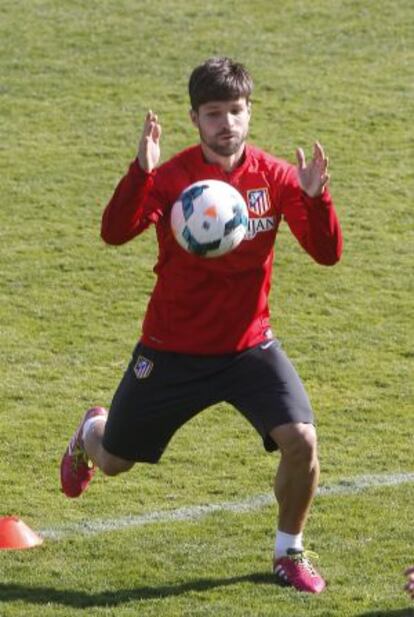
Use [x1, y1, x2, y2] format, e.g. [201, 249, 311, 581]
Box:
[102, 340, 314, 463]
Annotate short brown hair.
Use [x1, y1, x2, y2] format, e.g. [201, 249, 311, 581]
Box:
[189, 57, 253, 111]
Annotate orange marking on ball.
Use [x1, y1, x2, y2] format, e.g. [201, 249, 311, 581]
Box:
[203, 205, 218, 218]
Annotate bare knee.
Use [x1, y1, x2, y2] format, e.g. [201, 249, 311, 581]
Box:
[270, 423, 318, 465]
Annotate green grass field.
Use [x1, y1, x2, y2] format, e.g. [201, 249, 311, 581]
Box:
[0, 0, 413, 615]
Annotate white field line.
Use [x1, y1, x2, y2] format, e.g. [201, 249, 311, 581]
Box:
[41, 472, 414, 541]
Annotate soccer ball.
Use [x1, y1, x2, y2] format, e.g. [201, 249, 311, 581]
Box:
[170, 179, 248, 258]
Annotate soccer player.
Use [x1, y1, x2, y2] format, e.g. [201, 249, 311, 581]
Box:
[61, 57, 343, 594]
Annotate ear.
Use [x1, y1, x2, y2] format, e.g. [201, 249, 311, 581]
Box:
[190, 109, 199, 127]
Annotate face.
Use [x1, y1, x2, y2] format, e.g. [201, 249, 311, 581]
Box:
[191, 98, 251, 157]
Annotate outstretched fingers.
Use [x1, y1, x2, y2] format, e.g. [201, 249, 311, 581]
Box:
[137, 109, 162, 172]
[314, 141, 330, 185]
[144, 110, 161, 141]
[295, 147, 306, 170]
[314, 141, 328, 169]
[296, 141, 330, 197]
[313, 141, 325, 160]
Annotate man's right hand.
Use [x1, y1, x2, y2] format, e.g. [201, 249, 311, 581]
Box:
[137, 110, 161, 172]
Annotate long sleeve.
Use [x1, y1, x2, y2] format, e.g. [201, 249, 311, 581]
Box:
[101, 160, 161, 245]
[280, 168, 343, 265]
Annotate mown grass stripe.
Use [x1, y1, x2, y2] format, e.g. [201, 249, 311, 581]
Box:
[41, 472, 414, 540]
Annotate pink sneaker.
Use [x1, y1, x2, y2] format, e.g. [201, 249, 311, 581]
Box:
[273, 549, 326, 593]
[60, 406, 107, 498]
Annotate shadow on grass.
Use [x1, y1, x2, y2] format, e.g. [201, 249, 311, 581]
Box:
[0, 573, 277, 608]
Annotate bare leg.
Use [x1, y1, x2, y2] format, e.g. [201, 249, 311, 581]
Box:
[84, 416, 135, 477]
[269, 423, 319, 534]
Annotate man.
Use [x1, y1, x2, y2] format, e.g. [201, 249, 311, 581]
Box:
[61, 57, 343, 594]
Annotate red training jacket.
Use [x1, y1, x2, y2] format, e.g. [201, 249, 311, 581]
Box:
[101, 144, 343, 354]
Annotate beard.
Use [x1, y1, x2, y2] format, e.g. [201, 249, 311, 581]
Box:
[199, 127, 248, 157]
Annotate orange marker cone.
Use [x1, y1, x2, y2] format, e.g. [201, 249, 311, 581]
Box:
[0, 516, 43, 550]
